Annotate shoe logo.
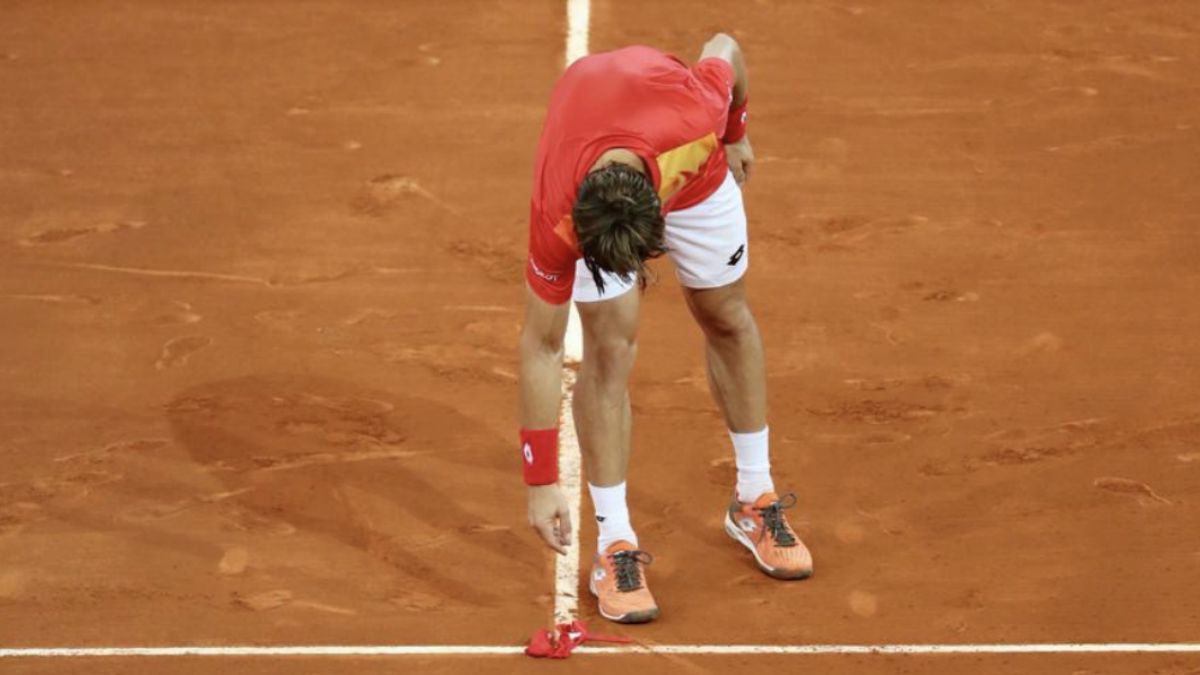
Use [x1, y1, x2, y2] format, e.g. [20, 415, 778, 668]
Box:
[739, 517, 758, 533]
[727, 244, 745, 266]
[522, 442, 533, 465]
[593, 568, 606, 581]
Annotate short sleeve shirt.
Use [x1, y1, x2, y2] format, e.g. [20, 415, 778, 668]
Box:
[526, 46, 736, 304]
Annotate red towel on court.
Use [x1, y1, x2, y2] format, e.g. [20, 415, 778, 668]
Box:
[525, 620, 632, 658]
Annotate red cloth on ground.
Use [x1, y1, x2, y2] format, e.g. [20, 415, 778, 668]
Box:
[525, 620, 633, 659]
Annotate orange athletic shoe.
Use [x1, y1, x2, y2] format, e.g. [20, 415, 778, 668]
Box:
[588, 541, 659, 624]
[724, 492, 813, 580]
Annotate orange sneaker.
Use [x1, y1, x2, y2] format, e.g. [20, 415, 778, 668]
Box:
[588, 541, 659, 624]
[724, 492, 813, 580]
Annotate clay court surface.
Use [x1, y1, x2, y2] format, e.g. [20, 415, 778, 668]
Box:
[2, 0, 1199, 672]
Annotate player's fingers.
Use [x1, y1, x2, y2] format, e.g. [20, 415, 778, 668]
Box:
[557, 508, 573, 546]
[731, 162, 747, 185]
[742, 158, 753, 184]
[535, 520, 567, 555]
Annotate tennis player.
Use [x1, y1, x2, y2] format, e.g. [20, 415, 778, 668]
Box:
[519, 34, 813, 624]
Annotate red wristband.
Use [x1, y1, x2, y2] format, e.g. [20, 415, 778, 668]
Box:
[520, 428, 559, 485]
[722, 98, 749, 143]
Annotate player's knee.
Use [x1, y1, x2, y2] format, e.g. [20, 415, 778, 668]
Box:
[696, 299, 755, 342]
[521, 323, 564, 357]
[588, 335, 638, 375]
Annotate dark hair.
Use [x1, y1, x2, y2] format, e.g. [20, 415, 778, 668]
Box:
[572, 164, 666, 294]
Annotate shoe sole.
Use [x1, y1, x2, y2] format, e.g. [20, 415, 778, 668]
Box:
[724, 511, 813, 581]
[588, 576, 659, 624]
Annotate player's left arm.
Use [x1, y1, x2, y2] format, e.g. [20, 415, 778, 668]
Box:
[700, 33, 754, 185]
[700, 33, 747, 106]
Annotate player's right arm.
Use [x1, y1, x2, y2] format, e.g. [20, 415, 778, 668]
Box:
[519, 279, 573, 554]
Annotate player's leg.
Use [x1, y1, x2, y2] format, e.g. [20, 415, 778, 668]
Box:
[682, 277, 769, 478]
[571, 261, 658, 623]
[667, 171, 769, 496]
[683, 280, 810, 579]
[666, 171, 813, 580]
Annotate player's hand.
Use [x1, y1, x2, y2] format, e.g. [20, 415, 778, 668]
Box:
[725, 136, 755, 186]
[528, 484, 572, 555]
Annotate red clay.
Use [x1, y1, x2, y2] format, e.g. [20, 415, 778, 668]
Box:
[2, 0, 1199, 672]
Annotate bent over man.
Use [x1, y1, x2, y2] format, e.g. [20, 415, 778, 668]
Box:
[518, 34, 813, 624]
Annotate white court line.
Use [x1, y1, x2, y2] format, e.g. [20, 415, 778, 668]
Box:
[553, 368, 582, 624]
[561, 0, 591, 377]
[579, 643, 1200, 655]
[552, 0, 590, 626]
[565, 0, 590, 69]
[4, 644, 1200, 658]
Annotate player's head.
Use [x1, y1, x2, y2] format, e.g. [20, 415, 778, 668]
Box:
[572, 163, 666, 293]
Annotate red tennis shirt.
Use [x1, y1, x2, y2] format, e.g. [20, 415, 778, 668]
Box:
[526, 46, 736, 304]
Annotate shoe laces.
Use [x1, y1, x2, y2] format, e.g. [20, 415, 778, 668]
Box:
[756, 493, 798, 547]
[608, 550, 653, 592]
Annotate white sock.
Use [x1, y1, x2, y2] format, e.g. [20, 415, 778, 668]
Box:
[588, 482, 638, 551]
[730, 426, 774, 503]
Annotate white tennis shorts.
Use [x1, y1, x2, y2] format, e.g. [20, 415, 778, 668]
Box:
[572, 170, 747, 303]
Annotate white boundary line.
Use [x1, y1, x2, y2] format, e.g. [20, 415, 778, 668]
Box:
[553, 368, 582, 624]
[3, 644, 1200, 658]
[565, 0, 590, 69]
[553, 0, 590, 626]
[579, 643, 1200, 655]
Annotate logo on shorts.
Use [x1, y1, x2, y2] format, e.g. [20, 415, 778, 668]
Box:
[523, 442, 534, 465]
[727, 244, 745, 266]
[596, 515, 606, 523]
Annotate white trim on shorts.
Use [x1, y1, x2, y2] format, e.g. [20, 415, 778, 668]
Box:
[571, 170, 747, 303]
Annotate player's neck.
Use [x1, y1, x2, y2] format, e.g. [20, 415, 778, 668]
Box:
[588, 148, 647, 175]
